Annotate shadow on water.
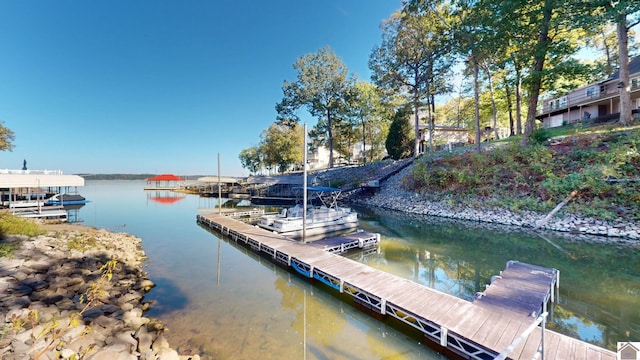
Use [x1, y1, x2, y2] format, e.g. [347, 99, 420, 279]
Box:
[144, 277, 190, 317]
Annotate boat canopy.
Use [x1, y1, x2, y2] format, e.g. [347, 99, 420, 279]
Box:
[147, 174, 185, 182]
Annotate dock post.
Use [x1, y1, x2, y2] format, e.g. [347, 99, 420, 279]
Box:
[380, 299, 386, 315]
[440, 327, 448, 347]
[555, 270, 560, 303]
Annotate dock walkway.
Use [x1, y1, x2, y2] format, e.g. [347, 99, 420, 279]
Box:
[474, 261, 559, 322]
[197, 213, 615, 360]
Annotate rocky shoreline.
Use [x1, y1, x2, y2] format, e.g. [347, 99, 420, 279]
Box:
[0, 224, 199, 360]
[347, 164, 640, 245]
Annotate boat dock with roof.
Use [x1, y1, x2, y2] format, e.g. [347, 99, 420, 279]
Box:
[0, 169, 85, 221]
[197, 212, 614, 360]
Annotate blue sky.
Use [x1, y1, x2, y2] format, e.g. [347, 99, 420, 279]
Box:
[0, 1, 402, 176]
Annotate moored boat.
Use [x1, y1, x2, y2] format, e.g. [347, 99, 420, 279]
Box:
[257, 186, 359, 240]
[46, 193, 89, 206]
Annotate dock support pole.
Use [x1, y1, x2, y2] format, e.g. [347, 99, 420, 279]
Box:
[440, 327, 448, 347]
[380, 299, 386, 315]
[556, 270, 560, 303]
[218, 153, 221, 215]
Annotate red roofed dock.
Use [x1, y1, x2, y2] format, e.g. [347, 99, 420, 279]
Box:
[144, 174, 185, 190]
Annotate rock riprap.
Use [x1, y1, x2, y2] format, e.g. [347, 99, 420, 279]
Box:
[348, 164, 640, 243]
[0, 225, 200, 360]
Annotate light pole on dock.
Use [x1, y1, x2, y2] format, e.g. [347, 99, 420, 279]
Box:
[302, 123, 308, 243]
[218, 152, 221, 215]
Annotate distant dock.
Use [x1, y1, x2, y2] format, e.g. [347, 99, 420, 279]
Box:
[196, 213, 615, 360]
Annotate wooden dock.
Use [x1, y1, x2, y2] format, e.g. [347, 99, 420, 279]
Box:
[474, 261, 559, 322]
[197, 213, 615, 360]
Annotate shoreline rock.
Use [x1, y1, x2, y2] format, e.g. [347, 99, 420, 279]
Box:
[0, 224, 200, 360]
[347, 164, 640, 245]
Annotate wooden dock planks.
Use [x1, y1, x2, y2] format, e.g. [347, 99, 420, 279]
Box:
[197, 213, 616, 360]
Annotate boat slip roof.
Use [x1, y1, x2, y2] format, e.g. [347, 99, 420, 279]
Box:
[0, 174, 85, 188]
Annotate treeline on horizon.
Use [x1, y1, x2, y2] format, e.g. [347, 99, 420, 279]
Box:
[77, 174, 208, 181]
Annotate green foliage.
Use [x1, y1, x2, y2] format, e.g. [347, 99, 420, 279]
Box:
[386, 107, 414, 160]
[328, 179, 347, 188]
[67, 235, 98, 252]
[0, 214, 44, 237]
[239, 146, 262, 175]
[529, 128, 553, 144]
[0, 243, 17, 257]
[404, 126, 640, 220]
[260, 122, 304, 173]
[277, 46, 355, 168]
[0, 120, 15, 151]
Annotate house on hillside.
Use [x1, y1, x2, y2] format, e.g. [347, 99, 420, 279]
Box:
[537, 56, 640, 128]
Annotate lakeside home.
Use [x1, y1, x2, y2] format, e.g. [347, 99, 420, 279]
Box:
[537, 56, 640, 127]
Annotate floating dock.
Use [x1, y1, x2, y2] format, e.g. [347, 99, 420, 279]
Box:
[10, 206, 68, 221]
[197, 213, 615, 360]
[475, 261, 559, 321]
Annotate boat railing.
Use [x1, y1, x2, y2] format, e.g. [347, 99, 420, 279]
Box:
[0, 169, 64, 175]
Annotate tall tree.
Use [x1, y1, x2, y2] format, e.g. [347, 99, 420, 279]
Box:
[346, 81, 384, 163]
[575, 1, 639, 125]
[238, 146, 262, 175]
[386, 107, 414, 160]
[370, 7, 452, 158]
[277, 46, 354, 168]
[0, 121, 15, 152]
[260, 122, 304, 174]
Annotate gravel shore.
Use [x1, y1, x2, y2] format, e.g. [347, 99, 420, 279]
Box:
[347, 163, 640, 245]
[0, 223, 199, 360]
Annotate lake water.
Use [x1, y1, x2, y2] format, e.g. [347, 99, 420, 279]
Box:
[74, 180, 640, 359]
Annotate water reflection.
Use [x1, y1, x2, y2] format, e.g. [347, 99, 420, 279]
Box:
[146, 190, 185, 205]
[194, 225, 443, 360]
[75, 181, 639, 356]
[354, 206, 640, 350]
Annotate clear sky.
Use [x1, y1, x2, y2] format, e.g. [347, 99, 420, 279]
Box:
[0, 1, 403, 176]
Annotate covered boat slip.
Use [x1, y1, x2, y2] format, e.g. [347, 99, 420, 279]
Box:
[197, 212, 615, 360]
[0, 172, 85, 216]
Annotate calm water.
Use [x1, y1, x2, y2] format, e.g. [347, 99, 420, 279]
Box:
[75, 180, 640, 358]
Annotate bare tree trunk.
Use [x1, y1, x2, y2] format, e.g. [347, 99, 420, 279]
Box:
[473, 55, 481, 153]
[427, 86, 433, 152]
[503, 75, 515, 136]
[327, 110, 334, 168]
[617, 12, 632, 126]
[514, 57, 523, 135]
[431, 92, 436, 150]
[522, 0, 553, 146]
[600, 27, 614, 75]
[483, 62, 500, 140]
[413, 82, 421, 158]
[361, 118, 367, 163]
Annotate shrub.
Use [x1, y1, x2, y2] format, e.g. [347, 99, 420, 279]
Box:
[0, 213, 44, 237]
[529, 128, 552, 144]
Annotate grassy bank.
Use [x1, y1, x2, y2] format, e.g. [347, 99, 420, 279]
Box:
[403, 123, 640, 222]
